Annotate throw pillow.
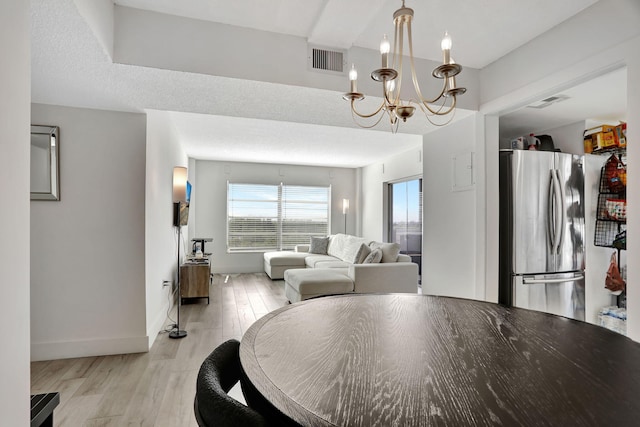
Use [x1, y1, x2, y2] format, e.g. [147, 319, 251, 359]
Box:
[369, 242, 401, 263]
[363, 248, 383, 264]
[309, 236, 329, 255]
[352, 242, 371, 264]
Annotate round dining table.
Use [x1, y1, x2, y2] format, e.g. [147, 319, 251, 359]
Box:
[239, 293, 640, 426]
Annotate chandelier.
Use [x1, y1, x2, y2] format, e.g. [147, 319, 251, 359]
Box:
[343, 0, 466, 132]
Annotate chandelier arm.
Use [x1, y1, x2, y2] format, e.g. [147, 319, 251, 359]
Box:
[408, 84, 451, 116]
[416, 95, 458, 118]
[390, 117, 399, 133]
[351, 106, 387, 129]
[409, 98, 436, 115]
[418, 80, 449, 112]
[412, 89, 451, 116]
[350, 98, 386, 119]
[422, 103, 458, 127]
[392, 15, 402, 71]
[391, 21, 404, 105]
[406, 20, 448, 109]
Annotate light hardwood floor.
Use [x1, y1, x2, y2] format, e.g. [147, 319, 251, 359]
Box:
[30, 273, 289, 427]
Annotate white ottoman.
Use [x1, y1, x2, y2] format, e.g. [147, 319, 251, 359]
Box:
[284, 269, 354, 303]
[263, 251, 308, 279]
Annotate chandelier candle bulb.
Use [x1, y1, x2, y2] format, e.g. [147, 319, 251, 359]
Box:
[441, 32, 452, 64]
[380, 34, 391, 68]
[349, 64, 358, 92]
[386, 79, 395, 94]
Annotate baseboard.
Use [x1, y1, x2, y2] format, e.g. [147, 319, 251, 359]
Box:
[147, 298, 173, 349]
[210, 266, 262, 274]
[31, 335, 150, 361]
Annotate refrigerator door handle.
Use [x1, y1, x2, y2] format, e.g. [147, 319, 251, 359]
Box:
[554, 169, 565, 254]
[549, 169, 563, 254]
[523, 274, 584, 284]
[547, 170, 556, 253]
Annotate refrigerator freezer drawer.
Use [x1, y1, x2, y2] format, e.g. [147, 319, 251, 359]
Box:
[513, 273, 585, 321]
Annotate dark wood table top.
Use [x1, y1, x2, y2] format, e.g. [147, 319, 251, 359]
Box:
[240, 294, 640, 426]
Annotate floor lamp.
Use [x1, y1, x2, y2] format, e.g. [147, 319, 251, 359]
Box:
[342, 199, 349, 234]
[170, 167, 188, 339]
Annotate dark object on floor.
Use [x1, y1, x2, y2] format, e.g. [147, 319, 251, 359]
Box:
[195, 339, 268, 427]
[31, 393, 60, 427]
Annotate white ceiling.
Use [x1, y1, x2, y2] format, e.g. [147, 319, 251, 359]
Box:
[31, 0, 601, 168]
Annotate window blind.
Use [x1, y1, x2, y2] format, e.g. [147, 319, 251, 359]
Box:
[227, 183, 330, 252]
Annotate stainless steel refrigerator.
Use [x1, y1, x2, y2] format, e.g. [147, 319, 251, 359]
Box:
[499, 150, 586, 321]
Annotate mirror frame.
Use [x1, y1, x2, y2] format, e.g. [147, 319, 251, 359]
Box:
[30, 125, 60, 201]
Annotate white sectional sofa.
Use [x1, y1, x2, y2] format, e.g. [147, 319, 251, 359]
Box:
[263, 234, 419, 303]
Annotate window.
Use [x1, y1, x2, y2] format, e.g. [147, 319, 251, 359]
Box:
[227, 183, 330, 252]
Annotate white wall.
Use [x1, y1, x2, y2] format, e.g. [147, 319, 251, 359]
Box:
[192, 160, 357, 274]
[360, 146, 423, 242]
[145, 110, 188, 346]
[422, 115, 479, 299]
[476, 115, 495, 302]
[30, 104, 148, 360]
[0, 1, 30, 424]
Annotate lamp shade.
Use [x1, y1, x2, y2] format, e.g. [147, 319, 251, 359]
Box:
[342, 198, 350, 215]
[173, 166, 188, 203]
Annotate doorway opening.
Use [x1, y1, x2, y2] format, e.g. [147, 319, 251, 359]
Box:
[388, 178, 422, 282]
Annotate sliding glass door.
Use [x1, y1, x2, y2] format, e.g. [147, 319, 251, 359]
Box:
[389, 179, 422, 278]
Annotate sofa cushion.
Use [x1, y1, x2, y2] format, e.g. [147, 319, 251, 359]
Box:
[313, 260, 351, 269]
[309, 236, 329, 254]
[305, 255, 338, 268]
[327, 234, 370, 263]
[353, 243, 371, 264]
[363, 248, 383, 264]
[369, 242, 401, 263]
[263, 251, 308, 267]
[285, 269, 354, 297]
[295, 244, 310, 253]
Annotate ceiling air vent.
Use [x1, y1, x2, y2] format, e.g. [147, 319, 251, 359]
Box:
[308, 45, 345, 75]
[526, 94, 570, 109]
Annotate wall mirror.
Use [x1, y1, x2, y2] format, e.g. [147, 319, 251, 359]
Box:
[31, 125, 60, 201]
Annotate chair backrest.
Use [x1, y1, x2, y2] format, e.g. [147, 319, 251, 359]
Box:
[195, 339, 269, 427]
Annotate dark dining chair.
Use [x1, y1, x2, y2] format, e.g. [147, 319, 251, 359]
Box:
[194, 339, 269, 427]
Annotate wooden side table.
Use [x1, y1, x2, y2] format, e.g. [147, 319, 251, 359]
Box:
[180, 260, 210, 304]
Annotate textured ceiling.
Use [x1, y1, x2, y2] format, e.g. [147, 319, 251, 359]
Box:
[31, 0, 600, 168]
[167, 111, 428, 168]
